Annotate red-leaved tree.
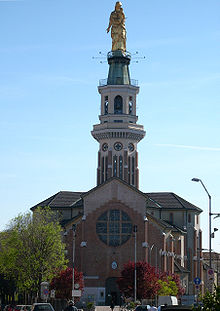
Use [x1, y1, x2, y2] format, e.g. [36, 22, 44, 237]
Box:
[50, 267, 84, 299]
[117, 261, 160, 299]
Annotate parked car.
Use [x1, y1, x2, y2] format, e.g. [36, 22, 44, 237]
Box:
[135, 305, 151, 311]
[158, 296, 178, 306]
[159, 306, 193, 311]
[31, 304, 55, 311]
[15, 306, 31, 311]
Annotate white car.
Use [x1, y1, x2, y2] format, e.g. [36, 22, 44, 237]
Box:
[31, 304, 55, 311]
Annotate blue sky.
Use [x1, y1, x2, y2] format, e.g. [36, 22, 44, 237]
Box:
[0, 0, 220, 253]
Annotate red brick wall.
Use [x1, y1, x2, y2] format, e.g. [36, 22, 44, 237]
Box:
[75, 200, 146, 287]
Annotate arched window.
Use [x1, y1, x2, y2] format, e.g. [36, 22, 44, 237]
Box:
[104, 96, 108, 115]
[114, 95, 123, 114]
[129, 96, 133, 115]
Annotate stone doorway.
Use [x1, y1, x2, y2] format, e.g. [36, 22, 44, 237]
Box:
[105, 277, 120, 305]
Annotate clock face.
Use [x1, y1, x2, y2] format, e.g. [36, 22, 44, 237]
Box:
[102, 143, 108, 152]
[111, 261, 118, 270]
[114, 142, 123, 151]
[128, 143, 135, 152]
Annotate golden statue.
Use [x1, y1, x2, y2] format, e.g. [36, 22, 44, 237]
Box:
[107, 2, 126, 52]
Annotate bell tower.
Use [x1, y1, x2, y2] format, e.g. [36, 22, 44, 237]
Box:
[91, 2, 145, 189]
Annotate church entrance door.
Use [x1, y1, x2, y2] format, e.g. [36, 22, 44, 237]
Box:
[105, 277, 120, 305]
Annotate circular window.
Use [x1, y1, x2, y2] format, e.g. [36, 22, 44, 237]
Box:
[114, 142, 123, 151]
[102, 143, 108, 152]
[96, 210, 132, 247]
[128, 143, 135, 152]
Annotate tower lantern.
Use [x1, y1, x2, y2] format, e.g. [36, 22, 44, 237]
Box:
[91, 2, 145, 188]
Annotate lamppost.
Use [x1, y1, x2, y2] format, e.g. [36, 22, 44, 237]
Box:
[133, 225, 137, 302]
[142, 242, 155, 265]
[191, 178, 212, 270]
[72, 224, 77, 303]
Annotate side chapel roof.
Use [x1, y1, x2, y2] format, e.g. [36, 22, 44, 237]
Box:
[146, 192, 202, 213]
[30, 191, 84, 210]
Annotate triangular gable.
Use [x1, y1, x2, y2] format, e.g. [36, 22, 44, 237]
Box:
[82, 177, 148, 218]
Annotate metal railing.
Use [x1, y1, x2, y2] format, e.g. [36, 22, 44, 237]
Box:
[107, 50, 131, 59]
[99, 78, 138, 87]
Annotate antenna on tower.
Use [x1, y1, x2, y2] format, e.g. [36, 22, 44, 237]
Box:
[92, 51, 107, 64]
[130, 51, 147, 64]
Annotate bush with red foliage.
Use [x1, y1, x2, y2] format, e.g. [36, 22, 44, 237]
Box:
[50, 267, 84, 299]
[117, 261, 185, 299]
[117, 261, 160, 299]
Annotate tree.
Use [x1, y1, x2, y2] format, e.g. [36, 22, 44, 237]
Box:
[0, 207, 67, 297]
[50, 267, 84, 299]
[158, 272, 185, 297]
[117, 261, 185, 300]
[194, 286, 220, 311]
[157, 276, 178, 296]
[117, 261, 160, 299]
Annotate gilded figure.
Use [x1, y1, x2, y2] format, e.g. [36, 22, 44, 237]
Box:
[107, 2, 126, 52]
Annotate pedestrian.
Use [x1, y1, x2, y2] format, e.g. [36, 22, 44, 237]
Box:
[119, 294, 124, 310]
[110, 299, 115, 311]
[149, 306, 157, 311]
[64, 301, 77, 311]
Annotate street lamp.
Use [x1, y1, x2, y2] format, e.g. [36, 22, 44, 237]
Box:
[133, 225, 137, 302]
[72, 224, 77, 303]
[191, 178, 212, 270]
[142, 242, 155, 265]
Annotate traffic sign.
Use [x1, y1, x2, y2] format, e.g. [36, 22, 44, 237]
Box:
[50, 289, 55, 298]
[207, 269, 214, 280]
[194, 277, 201, 285]
[43, 289, 49, 296]
[72, 290, 82, 297]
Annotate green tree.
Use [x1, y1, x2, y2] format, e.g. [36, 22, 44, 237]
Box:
[157, 276, 178, 296]
[0, 207, 67, 297]
[194, 286, 220, 311]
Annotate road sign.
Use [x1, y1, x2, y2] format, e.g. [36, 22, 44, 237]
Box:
[74, 283, 80, 289]
[50, 289, 55, 298]
[207, 268, 214, 280]
[41, 281, 49, 300]
[194, 277, 201, 285]
[43, 289, 49, 296]
[72, 290, 82, 297]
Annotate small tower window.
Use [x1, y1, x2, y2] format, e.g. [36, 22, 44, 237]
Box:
[104, 96, 108, 115]
[119, 155, 123, 179]
[114, 95, 123, 114]
[131, 156, 135, 185]
[113, 155, 117, 177]
[105, 156, 108, 180]
[129, 96, 133, 115]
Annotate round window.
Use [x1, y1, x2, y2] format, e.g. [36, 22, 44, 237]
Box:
[96, 210, 132, 246]
[102, 143, 108, 152]
[114, 142, 123, 151]
[128, 143, 135, 152]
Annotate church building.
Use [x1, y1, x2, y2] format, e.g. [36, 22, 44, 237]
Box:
[31, 2, 203, 305]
